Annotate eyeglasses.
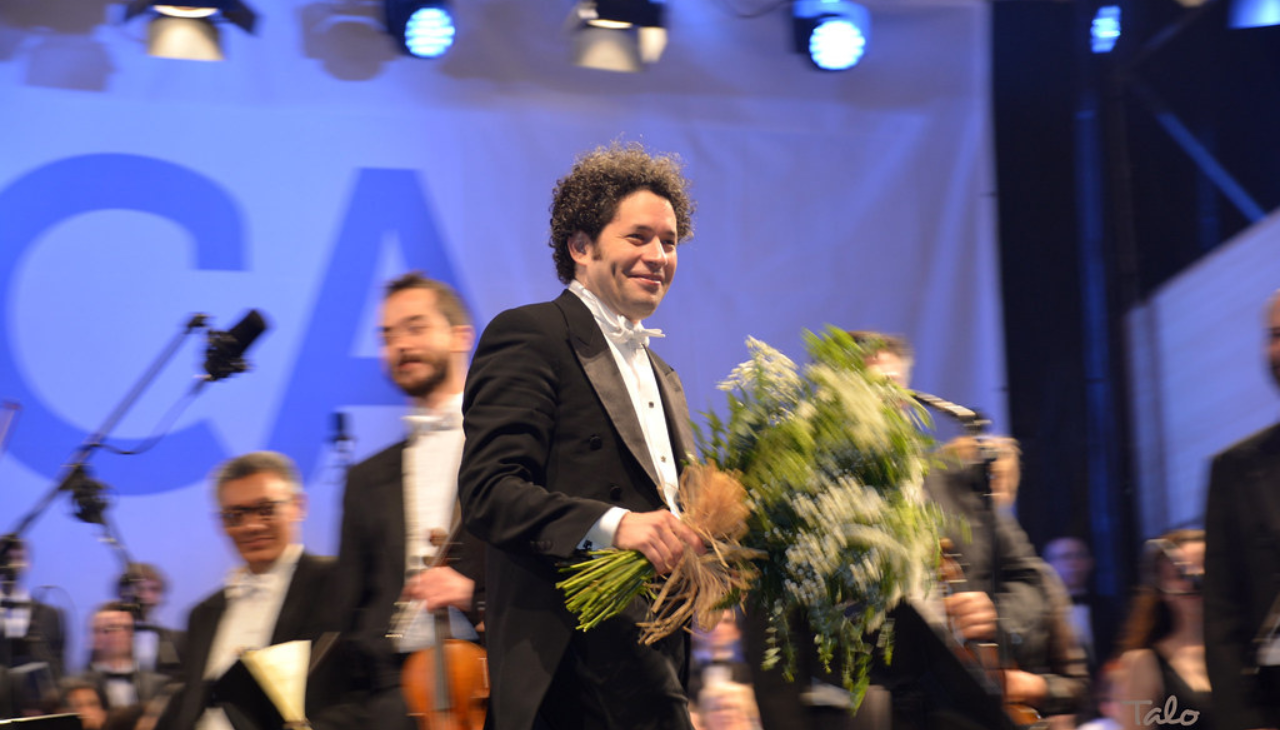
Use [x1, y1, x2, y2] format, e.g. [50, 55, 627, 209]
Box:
[380, 319, 434, 345]
[219, 499, 292, 527]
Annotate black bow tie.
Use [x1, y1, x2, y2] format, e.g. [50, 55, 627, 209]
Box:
[101, 670, 134, 682]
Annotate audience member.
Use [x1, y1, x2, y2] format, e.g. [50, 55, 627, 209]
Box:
[699, 681, 763, 730]
[690, 609, 752, 705]
[1116, 529, 1211, 730]
[80, 602, 168, 710]
[116, 563, 185, 679]
[1045, 536, 1121, 675]
[1078, 660, 1125, 730]
[60, 677, 108, 730]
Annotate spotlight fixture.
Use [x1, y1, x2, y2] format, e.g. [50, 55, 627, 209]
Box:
[792, 0, 870, 72]
[1090, 5, 1121, 53]
[123, 0, 258, 61]
[568, 0, 668, 73]
[384, 0, 456, 58]
[1228, 0, 1280, 28]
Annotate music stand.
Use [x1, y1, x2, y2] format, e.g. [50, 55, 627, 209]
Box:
[0, 715, 82, 730]
[875, 600, 1022, 730]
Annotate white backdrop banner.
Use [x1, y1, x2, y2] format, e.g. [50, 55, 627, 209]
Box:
[0, 0, 1001, 661]
[1127, 208, 1280, 539]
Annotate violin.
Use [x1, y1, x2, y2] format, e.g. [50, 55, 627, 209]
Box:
[938, 539, 1047, 730]
[396, 529, 489, 730]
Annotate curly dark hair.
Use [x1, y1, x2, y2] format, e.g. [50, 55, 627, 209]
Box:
[549, 141, 695, 285]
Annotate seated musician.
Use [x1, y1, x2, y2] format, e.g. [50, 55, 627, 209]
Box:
[932, 436, 1090, 720]
[156, 451, 362, 730]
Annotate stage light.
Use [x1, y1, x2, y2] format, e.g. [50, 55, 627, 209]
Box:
[569, 0, 668, 73]
[1091, 5, 1121, 53]
[793, 0, 870, 71]
[1229, 0, 1280, 28]
[123, 0, 258, 61]
[385, 0, 456, 58]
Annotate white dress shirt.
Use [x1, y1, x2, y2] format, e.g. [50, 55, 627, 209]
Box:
[2, 586, 31, 639]
[403, 393, 466, 572]
[197, 544, 303, 730]
[395, 395, 471, 652]
[570, 281, 682, 550]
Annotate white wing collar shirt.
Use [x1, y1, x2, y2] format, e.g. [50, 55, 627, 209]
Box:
[396, 393, 472, 652]
[569, 281, 681, 551]
[197, 543, 303, 730]
[402, 392, 466, 573]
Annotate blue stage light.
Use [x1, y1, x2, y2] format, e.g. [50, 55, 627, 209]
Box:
[385, 0, 455, 58]
[1229, 0, 1280, 28]
[809, 17, 866, 70]
[404, 6, 455, 57]
[793, 0, 871, 72]
[1091, 5, 1121, 54]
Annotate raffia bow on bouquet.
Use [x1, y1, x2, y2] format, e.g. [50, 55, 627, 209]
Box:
[556, 462, 763, 642]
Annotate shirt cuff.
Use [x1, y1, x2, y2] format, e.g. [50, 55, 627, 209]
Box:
[580, 507, 629, 550]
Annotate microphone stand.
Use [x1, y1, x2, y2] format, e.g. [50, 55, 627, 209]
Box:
[911, 392, 1012, 688]
[0, 313, 211, 586]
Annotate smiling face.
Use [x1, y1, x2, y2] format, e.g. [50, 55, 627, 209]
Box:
[571, 189, 678, 323]
[380, 287, 469, 402]
[218, 470, 303, 574]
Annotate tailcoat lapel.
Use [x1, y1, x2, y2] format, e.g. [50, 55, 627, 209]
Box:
[1247, 425, 1280, 542]
[650, 351, 695, 467]
[558, 292, 663, 492]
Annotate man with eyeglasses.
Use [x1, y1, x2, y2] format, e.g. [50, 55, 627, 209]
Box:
[157, 451, 359, 730]
[330, 272, 485, 730]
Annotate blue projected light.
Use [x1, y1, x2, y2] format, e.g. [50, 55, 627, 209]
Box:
[1091, 5, 1121, 54]
[386, 0, 456, 58]
[793, 1, 871, 72]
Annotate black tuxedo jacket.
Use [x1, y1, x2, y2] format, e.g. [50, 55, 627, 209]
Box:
[459, 291, 697, 730]
[135, 624, 186, 680]
[331, 439, 486, 692]
[156, 553, 359, 730]
[78, 666, 170, 709]
[2, 597, 66, 682]
[0, 665, 20, 719]
[1205, 421, 1280, 730]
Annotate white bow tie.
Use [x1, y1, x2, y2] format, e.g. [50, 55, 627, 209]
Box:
[602, 320, 665, 350]
[225, 570, 277, 601]
[570, 281, 665, 349]
[404, 412, 463, 439]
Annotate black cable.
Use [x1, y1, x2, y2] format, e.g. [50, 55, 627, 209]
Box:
[97, 383, 201, 457]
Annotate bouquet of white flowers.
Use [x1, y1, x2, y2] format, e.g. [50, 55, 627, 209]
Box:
[557, 327, 945, 706]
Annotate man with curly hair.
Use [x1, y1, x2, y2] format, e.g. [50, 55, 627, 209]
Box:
[459, 142, 705, 730]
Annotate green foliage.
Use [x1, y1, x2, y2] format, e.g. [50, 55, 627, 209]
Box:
[696, 327, 945, 708]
